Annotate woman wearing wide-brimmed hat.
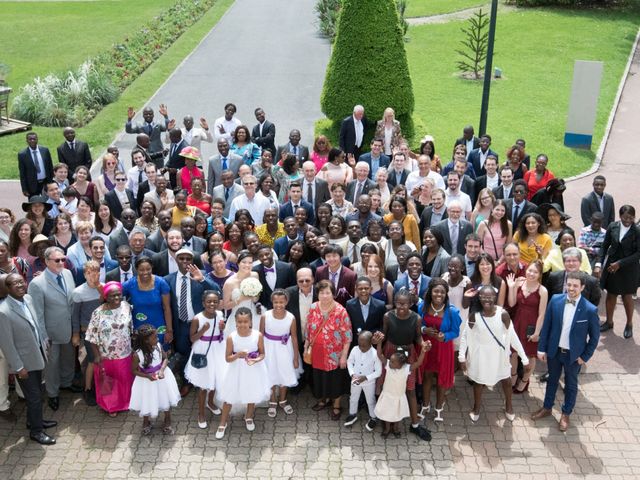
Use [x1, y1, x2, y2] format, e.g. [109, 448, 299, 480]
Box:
[22, 195, 54, 236]
[537, 202, 571, 244]
[176, 146, 204, 195]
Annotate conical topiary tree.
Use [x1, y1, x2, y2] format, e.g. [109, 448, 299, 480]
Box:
[320, 0, 414, 127]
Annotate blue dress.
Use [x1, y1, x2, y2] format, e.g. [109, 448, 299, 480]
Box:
[122, 276, 170, 346]
[372, 280, 390, 304]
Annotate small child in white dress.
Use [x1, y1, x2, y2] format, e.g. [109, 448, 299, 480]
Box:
[344, 331, 382, 431]
[374, 334, 430, 439]
[216, 307, 271, 439]
[130, 324, 181, 435]
[260, 289, 302, 418]
[184, 290, 227, 429]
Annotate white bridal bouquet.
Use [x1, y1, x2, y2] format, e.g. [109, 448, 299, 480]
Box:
[240, 277, 263, 298]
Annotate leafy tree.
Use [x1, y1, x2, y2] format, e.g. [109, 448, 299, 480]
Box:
[456, 9, 490, 80]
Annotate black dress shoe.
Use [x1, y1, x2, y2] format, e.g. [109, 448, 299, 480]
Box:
[540, 372, 549, 383]
[600, 322, 613, 333]
[48, 397, 59, 411]
[27, 420, 58, 430]
[624, 325, 633, 339]
[30, 432, 56, 445]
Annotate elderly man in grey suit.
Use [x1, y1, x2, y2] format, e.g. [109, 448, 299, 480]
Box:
[28, 246, 77, 412]
[0, 273, 57, 444]
[125, 105, 170, 159]
[207, 138, 243, 192]
[212, 170, 244, 218]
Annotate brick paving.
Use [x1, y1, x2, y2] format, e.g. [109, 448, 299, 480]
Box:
[2, 370, 640, 479]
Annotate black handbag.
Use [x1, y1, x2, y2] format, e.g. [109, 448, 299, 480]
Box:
[190, 316, 216, 369]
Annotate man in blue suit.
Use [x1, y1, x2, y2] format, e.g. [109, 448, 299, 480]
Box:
[164, 248, 219, 396]
[278, 182, 315, 225]
[358, 138, 390, 180]
[393, 253, 431, 312]
[531, 272, 600, 432]
[346, 277, 386, 348]
[468, 134, 499, 178]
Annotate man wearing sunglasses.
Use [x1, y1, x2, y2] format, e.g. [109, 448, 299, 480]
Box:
[27, 246, 77, 412]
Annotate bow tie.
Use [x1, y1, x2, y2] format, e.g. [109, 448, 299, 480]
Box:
[566, 298, 576, 306]
[467, 260, 475, 265]
[100, 262, 105, 268]
[184, 241, 191, 247]
[264, 267, 275, 273]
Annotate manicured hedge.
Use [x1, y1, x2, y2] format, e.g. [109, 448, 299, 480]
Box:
[320, 0, 414, 123]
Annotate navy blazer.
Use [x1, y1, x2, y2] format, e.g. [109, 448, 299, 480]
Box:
[358, 152, 390, 179]
[386, 169, 410, 189]
[393, 274, 431, 299]
[18, 146, 54, 196]
[279, 199, 315, 224]
[345, 296, 386, 346]
[104, 189, 136, 220]
[252, 261, 296, 309]
[538, 294, 600, 364]
[468, 148, 499, 177]
[274, 236, 297, 259]
[164, 271, 219, 327]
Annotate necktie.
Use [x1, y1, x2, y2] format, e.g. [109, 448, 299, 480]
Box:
[224, 187, 229, 200]
[355, 182, 363, 203]
[222, 157, 228, 170]
[69, 142, 75, 152]
[146, 123, 153, 135]
[123, 272, 129, 282]
[179, 275, 189, 322]
[293, 146, 298, 156]
[450, 223, 459, 254]
[565, 298, 576, 306]
[330, 271, 338, 288]
[170, 144, 177, 158]
[351, 244, 358, 263]
[412, 280, 419, 296]
[264, 267, 275, 273]
[307, 182, 313, 203]
[138, 169, 143, 184]
[56, 274, 66, 294]
[293, 204, 298, 211]
[513, 204, 520, 225]
[31, 150, 41, 174]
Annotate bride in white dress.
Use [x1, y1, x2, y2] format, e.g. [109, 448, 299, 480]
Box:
[222, 250, 262, 333]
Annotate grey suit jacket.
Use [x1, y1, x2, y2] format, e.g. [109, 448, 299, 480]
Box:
[27, 269, 75, 345]
[108, 226, 150, 258]
[580, 191, 615, 228]
[212, 183, 244, 218]
[145, 229, 167, 253]
[125, 118, 169, 154]
[0, 295, 47, 373]
[207, 153, 243, 192]
[276, 144, 310, 166]
[183, 236, 207, 255]
[432, 219, 474, 255]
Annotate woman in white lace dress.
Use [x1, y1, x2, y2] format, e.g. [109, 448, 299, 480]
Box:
[222, 250, 261, 333]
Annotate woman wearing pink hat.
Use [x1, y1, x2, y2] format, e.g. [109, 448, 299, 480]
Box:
[177, 146, 203, 195]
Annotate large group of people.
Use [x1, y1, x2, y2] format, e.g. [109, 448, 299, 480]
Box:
[0, 102, 637, 446]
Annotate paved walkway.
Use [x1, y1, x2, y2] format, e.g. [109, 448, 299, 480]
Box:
[406, 2, 517, 26]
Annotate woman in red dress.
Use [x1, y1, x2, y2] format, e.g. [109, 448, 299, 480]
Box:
[420, 278, 461, 423]
[506, 261, 548, 393]
[186, 177, 211, 216]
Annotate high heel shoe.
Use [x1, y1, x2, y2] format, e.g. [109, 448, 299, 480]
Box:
[434, 405, 444, 423]
[469, 411, 479, 422]
[513, 380, 530, 394]
[418, 403, 431, 419]
[505, 410, 516, 422]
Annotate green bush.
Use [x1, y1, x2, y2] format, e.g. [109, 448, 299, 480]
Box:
[316, 0, 342, 38]
[320, 0, 414, 124]
[505, 0, 622, 5]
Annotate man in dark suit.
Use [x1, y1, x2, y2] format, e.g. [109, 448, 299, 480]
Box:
[108, 209, 142, 257]
[419, 188, 448, 237]
[164, 128, 189, 189]
[106, 245, 135, 283]
[253, 245, 295, 309]
[532, 272, 600, 432]
[386, 152, 410, 189]
[251, 108, 276, 156]
[454, 125, 480, 159]
[314, 245, 357, 306]
[358, 137, 390, 179]
[473, 155, 501, 204]
[346, 195, 381, 236]
[278, 182, 315, 224]
[125, 105, 170, 166]
[274, 217, 301, 259]
[431, 202, 474, 255]
[346, 162, 376, 205]
[505, 180, 538, 230]
[18, 132, 54, 197]
[180, 217, 206, 255]
[580, 175, 615, 228]
[345, 277, 385, 347]
[493, 166, 515, 200]
[393, 253, 431, 312]
[152, 229, 203, 277]
[128, 228, 155, 266]
[135, 163, 157, 212]
[385, 245, 412, 283]
[56, 127, 92, 176]
[468, 134, 499, 178]
[545, 248, 601, 306]
[275, 129, 309, 165]
[89, 237, 118, 284]
[105, 172, 136, 220]
[339, 105, 368, 159]
[0, 274, 57, 445]
[145, 209, 173, 253]
[301, 161, 331, 211]
[165, 248, 219, 396]
[207, 138, 243, 191]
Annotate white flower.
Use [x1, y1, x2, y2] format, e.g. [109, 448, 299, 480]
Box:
[240, 277, 262, 298]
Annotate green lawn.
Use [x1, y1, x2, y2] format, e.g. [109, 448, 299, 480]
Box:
[0, 0, 234, 179]
[405, 0, 487, 18]
[405, 6, 640, 178]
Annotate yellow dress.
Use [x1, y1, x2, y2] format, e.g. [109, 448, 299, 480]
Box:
[513, 232, 552, 264]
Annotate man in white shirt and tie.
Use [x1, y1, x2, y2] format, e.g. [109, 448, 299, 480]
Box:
[126, 149, 147, 197]
[346, 162, 375, 205]
[494, 166, 514, 200]
[339, 105, 366, 159]
[302, 161, 330, 210]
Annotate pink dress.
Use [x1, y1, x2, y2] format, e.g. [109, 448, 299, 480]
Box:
[180, 166, 203, 195]
[311, 151, 329, 172]
[480, 221, 507, 261]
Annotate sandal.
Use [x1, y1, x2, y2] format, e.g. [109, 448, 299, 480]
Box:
[108, 412, 118, 418]
[245, 417, 255, 432]
[330, 407, 341, 421]
[142, 424, 152, 436]
[418, 403, 431, 420]
[215, 424, 227, 440]
[311, 401, 327, 412]
[279, 400, 294, 415]
[162, 425, 175, 435]
[267, 402, 278, 418]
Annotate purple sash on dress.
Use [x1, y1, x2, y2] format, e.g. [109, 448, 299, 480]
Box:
[140, 364, 162, 374]
[201, 334, 224, 343]
[233, 350, 260, 360]
[264, 332, 290, 345]
[104, 174, 115, 191]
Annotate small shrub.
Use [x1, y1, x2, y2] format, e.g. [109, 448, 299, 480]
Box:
[456, 9, 490, 80]
[505, 0, 622, 5]
[316, 0, 409, 40]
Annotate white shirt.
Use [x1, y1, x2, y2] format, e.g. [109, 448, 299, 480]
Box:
[115, 188, 130, 209]
[559, 296, 580, 350]
[120, 267, 133, 283]
[478, 149, 489, 170]
[303, 180, 315, 204]
[620, 223, 631, 241]
[444, 189, 473, 218]
[176, 272, 195, 321]
[405, 170, 446, 193]
[353, 116, 364, 147]
[29, 148, 46, 181]
[465, 138, 475, 159]
[347, 346, 382, 384]
[264, 264, 276, 291]
[127, 166, 147, 196]
[486, 173, 500, 190]
[213, 116, 242, 144]
[181, 127, 213, 150]
[168, 252, 179, 274]
[502, 184, 512, 198]
[299, 289, 314, 340]
[228, 194, 272, 227]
